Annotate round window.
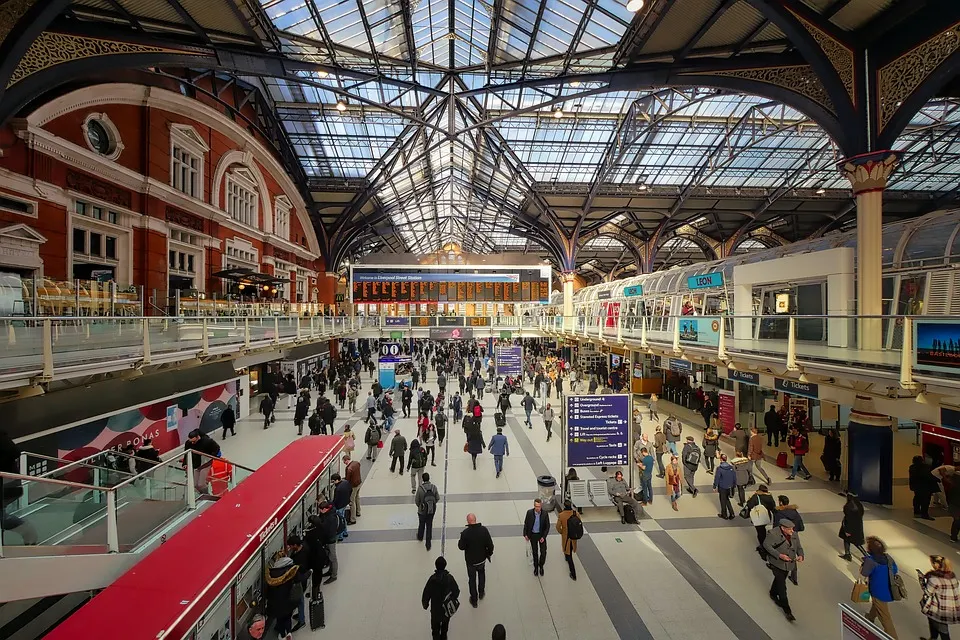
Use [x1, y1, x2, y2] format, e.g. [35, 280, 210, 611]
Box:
[86, 119, 112, 155]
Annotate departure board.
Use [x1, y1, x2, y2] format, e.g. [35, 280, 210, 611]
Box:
[350, 267, 552, 304]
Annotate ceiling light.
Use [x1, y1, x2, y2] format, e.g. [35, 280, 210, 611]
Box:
[626, 0, 644, 11]
[816, 187, 826, 195]
[553, 107, 564, 119]
[318, 70, 329, 78]
[335, 100, 347, 112]
[637, 183, 648, 191]
[570, 80, 582, 87]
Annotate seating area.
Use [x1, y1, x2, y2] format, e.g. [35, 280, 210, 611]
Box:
[568, 478, 616, 510]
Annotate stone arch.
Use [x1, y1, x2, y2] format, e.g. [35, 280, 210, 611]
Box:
[212, 150, 273, 234]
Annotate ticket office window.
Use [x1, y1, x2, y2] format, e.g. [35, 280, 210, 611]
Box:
[287, 498, 304, 539]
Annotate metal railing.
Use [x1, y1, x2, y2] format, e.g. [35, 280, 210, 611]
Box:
[0, 450, 254, 557]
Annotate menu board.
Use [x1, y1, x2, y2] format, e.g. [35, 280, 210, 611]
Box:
[351, 267, 552, 304]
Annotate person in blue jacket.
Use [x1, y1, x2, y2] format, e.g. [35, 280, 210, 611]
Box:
[488, 427, 510, 478]
[713, 454, 738, 520]
[860, 536, 901, 639]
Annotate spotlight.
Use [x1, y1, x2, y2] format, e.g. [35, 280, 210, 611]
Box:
[553, 107, 564, 119]
[318, 70, 329, 78]
[626, 0, 644, 11]
[263, 285, 270, 291]
[336, 100, 347, 112]
[238, 283, 245, 290]
[816, 187, 826, 195]
[637, 183, 648, 191]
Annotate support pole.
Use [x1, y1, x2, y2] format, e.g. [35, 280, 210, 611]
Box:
[41, 319, 53, 379]
[641, 315, 648, 349]
[672, 316, 680, 354]
[718, 315, 727, 361]
[106, 491, 119, 553]
[787, 316, 798, 371]
[186, 452, 196, 510]
[900, 317, 916, 389]
[244, 317, 251, 350]
[273, 316, 280, 345]
[201, 318, 209, 355]
[142, 319, 152, 365]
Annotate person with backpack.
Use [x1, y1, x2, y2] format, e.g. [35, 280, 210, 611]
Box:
[608, 470, 641, 524]
[434, 410, 447, 445]
[555, 499, 582, 581]
[320, 399, 338, 435]
[664, 416, 682, 455]
[712, 454, 737, 519]
[860, 536, 903, 638]
[415, 472, 441, 550]
[422, 555, 460, 640]
[364, 420, 382, 461]
[488, 427, 510, 479]
[731, 450, 751, 507]
[763, 517, 803, 622]
[331, 473, 352, 541]
[308, 409, 323, 436]
[522, 498, 550, 576]
[347, 385, 358, 412]
[408, 438, 428, 493]
[306, 500, 339, 585]
[681, 436, 701, 497]
[294, 391, 310, 436]
[745, 484, 776, 554]
[702, 427, 720, 474]
[918, 554, 960, 640]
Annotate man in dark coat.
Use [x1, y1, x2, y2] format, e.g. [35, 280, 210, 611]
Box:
[422, 556, 460, 640]
[909, 455, 939, 520]
[457, 513, 494, 608]
[220, 404, 236, 438]
[522, 498, 550, 576]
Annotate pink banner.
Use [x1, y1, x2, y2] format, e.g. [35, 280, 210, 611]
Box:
[718, 390, 736, 435]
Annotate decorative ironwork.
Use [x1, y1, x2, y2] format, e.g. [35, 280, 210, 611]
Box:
[165, 206, 205, 233]
[0, 0, 35, 47]
[7, 31, 203, 88]
[837, 150, 903, 195]
[877, 23, 960, 132]
[696, 65, 835, 114]
[66, 169, 132, 208]
[789, 9, 855, 105]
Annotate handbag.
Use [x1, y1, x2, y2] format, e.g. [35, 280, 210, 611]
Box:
[851, 581, 871, 603]
[463, 443, 469, 453]
[377, 440, 384, 449]
[749, 503, 771, 527]
[442, 591, 460, 618]
[887, 556, 908, 601]
[739, 505, 750, 519]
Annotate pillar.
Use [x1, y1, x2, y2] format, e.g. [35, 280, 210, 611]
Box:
[837, 151, 902, 352]
[318, 272, 338, 312]
[561, 271, 576, 317]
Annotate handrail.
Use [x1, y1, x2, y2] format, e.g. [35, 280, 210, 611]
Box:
[37, 451, 140, 480]
[111, 450, 253, 490]
[0, 470, 103, 492]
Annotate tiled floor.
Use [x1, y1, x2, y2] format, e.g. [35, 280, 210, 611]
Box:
[222, 368, 953, 640]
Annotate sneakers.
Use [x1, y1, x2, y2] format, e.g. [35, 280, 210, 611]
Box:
[785, 476, 796, 480]
[324, 576, 337, 584]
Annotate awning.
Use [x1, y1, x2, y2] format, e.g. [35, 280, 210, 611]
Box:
[211, 267, 290, 285]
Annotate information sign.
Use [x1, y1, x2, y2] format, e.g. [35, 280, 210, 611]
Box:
[687, 272, 724, 290]
[384, 317, 410, 327]
[566, 394, 630, 467]
[389, 331, 404, 340]
[728, 370, 760, 385]
[496, 345, 523, 377]
[774, 377, 819, 398]
[379, 342, 403, 359]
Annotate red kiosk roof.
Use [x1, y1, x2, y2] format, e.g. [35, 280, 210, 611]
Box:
[45, 436, 343, 640]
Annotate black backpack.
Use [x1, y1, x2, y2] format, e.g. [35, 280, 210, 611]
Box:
[566, 512, 584, 540]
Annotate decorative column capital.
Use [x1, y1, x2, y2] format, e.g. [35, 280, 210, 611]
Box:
[561, 271, 577, 284]
[837, 150, 904, 195]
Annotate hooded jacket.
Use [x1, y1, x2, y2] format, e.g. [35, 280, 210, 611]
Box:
[773, 504, 805, 531]
[264, 555, 299, 618]
[713, 461, 737, 490]
[422, 569, 459, 614]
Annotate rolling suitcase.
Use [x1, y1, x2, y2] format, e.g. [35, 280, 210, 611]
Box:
[495, 412, 506, 428]
[310, 593, 325, 629]
[776, 452, 788, 468]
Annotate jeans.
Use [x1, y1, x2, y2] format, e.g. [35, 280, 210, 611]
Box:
[790, 455, 810, 478]
[641, 477, 653, 503]
[410, 466, 424, 491]
[928, 617, 951, 640]
[365, 443, 379, 460]
[655, 453, 665, 476]
[525, 408, 532, 425]
[296, 591, 306, 624]
[748, 459, 771, 483]
[384, 415, 395, 431]
[769, 567, 792, 615]
[494, 455, 504, 475]
[669, 487, 681, 504]
[667, 441, 678, 455]
[529, 536, 546, 570]
[336, 507, 348, 540]
[467, 562, 486, 603]
[545, 422, 553, 439]
[417, 512, 435, 548]
[718, 487, 734, 518]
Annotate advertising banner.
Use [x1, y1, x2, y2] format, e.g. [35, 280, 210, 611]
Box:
[379, 342, 404, 359]
[496, 345, 523, 377]
[678, 317, 721, 347]
[378, 361, 396, 390]
[839, 603, 894, 640]
[566, 394, 631, 467]
[429, 327, 474, 340]
[667, 357, 693, 373]
[718, 390, 736, 435]
[915, 320, 960, 372]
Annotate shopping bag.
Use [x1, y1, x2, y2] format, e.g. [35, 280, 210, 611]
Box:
[851, 581, 871, 604]
[377, 440, 384, 448]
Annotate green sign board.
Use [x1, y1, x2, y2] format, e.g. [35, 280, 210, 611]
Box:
[500, 331, 513, 340]
[390, 331, 404, 340]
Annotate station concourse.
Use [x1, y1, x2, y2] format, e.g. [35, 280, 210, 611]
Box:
[2, 0, 960, 639]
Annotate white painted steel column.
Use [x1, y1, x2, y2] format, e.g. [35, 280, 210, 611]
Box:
[244, 318, 250, 350]
[562, 272, 575, 332]
[787, 317, 798, 371]
[106, 492, 119, 553]
[900, 317, 916, 389]
[142, 319, 152, 365]
[41, 319, 53, 379]
[838, 151, 902, 352]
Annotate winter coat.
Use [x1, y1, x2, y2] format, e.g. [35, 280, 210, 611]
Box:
[390, 434, 408, 457]
[731, 456, 751, 486]
[763, 526, 803, 571]
[264, 556, 299, 618]
[294, 397, 310, 423]
[745, 491, 776, 521]
[458, 522, 494, 565]
[422, 569, 460, 614]
[407, 440, 427, 470]
[364, 424, 382, 446]
[713, 461, 737, 490]
[838, 497, 865, 546]
[467, 432, 485, 456]
[654, 431, 667, 455]
[488, 433, 509, 456]
[220, 406, 236, 429]
[910, 460, 940, 495]
[773, 505, 805, 531]
[665, 464, 683, 489]
[344, 459, 361, 488]
[332, 479, 352, 510]
[921, 570, 960, 624]
[555, 508, 580, 554]
[748, 434, 765, 461]
[861, 553, 898, 602]
[184, 434, 220, 469]
[607, 478, 631, 500]
[732, 428, 750, 456]
[702, 433, 720, 458]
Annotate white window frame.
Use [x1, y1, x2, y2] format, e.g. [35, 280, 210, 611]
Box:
[168, 227, 204, 284]
[225, 168, 259, 228]
[274, 196, 292, 241]
[170, 124, 209, 201]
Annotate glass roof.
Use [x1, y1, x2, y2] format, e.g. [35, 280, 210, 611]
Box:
[252, 1, 960, 259]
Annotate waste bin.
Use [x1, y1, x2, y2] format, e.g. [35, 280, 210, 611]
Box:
[537, 475, 558, 511]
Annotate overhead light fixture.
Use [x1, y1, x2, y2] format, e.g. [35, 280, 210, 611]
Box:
[318, 70, 329, 78]
[238, 283, 245, 290]
[637, 184, 648, 191]
[816, 187, 826, 195]
[335, 100, 347, 112]
[916, 391, 931, 404]
[553, 106, 564, 119]
[626, 0, 645, 11]
[570, 80, 582, 87]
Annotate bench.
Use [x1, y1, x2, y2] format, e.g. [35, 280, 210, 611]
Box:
[568, 479, 589, 509]
[587, 479, 615, 508]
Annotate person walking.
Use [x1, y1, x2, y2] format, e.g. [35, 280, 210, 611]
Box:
[745, 484, 776, 555]
[786, 427, 812, 480]
[763, 518, 803, 622]
[364, 421, 382, 461]
[773, 495, 805, 533]
[731, 422, 749, 462]
[860, 536, 902, 639]
[702, 427, 720, 474]
[748, 425, 772, 484]
[457, 513, 494, 608]
[731, 450, 751, 507]
[423, 423, 438, 466]
[838, 492, 866, 561]
[666, 455, 683, 511]
[822, 428, 843, 481]
[765, 405, 782, 447]
[555, 499, 581, 580]
[408, 438, 428, 494]
[220, 404, 236, 438]
[919, 554, 960, 640]
[910, 455, 939, 520]
[467, 428, 485, 471]
[522, 498, 550, 576]
[435, 410, 448, 445]
[648, 393, 659, 421]
[421, 556, 460, 640]
[259, 394, 274, 429]
[681, 436, 701, 497]
[390, 429, 408, 475]
[415, 472, 440, 551]
[347, 385, 358, 412]
[664, 416, 682, 455]
[713, 454, 737, 520]
[488, 427, 510, 478]
[521, 392, 537, 427]
[365, 391, 377, 421]
[543, 404, 555, 441]
[294, 391, 310, 436]
[343, 454, 362, 524]
[653, 426, 667, 478]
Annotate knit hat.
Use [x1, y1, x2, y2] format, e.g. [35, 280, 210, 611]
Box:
[778, 518, 795, 529]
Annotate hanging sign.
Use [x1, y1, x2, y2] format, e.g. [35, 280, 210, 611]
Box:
[775, 377, 819, 399]
[623, 285, 643, 298]
[728, 370, 760, 386]
[687, 272, 724, 290]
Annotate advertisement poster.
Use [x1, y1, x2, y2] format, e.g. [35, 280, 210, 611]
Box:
[378, 361, 396, 390]
[840, 603, 893, 640]
[20, 381, 239, 466]
[566, 394, 630, 467]
[678, 317, 721, 347]
[496, 345, 523, 377]
[429, 327, 474, 340]
[916, 320, 960, 372]
[718, 390, 736, 435]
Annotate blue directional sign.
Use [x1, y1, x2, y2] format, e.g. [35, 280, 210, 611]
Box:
[623, 285, 644, 298]
[729, 370, 760, 386]
[687, 272, 724, 290]
[566, 394, 631, 467]
[496, 345, 523, 377]
[775, 377, 819, 399]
